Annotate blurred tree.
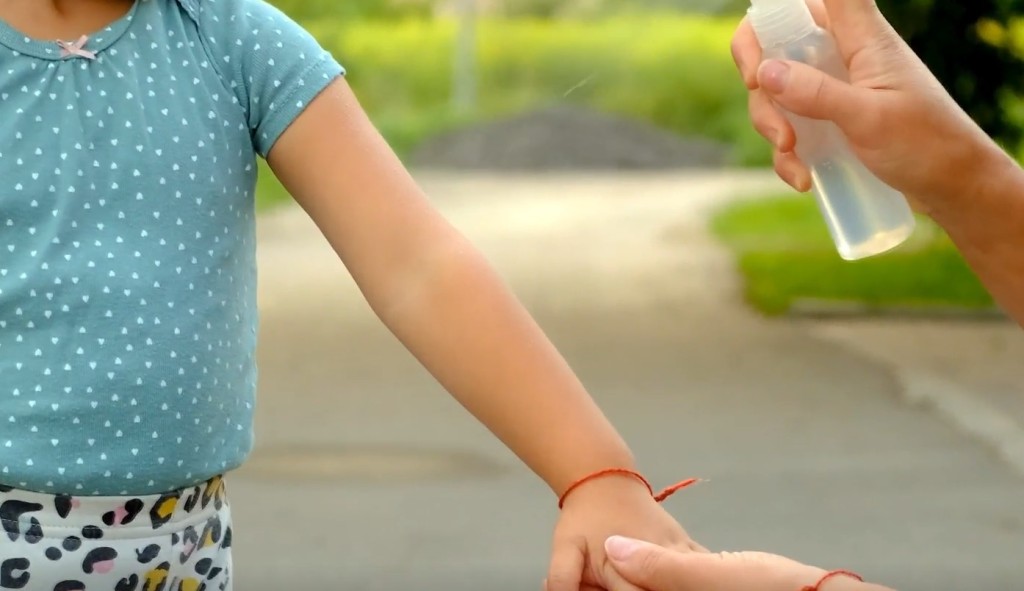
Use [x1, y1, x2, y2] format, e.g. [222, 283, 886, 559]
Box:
[452, 0, 478, 112]
[532, 0, 1024, 151]
[503, 0, 561, 18]
[500, 0, 748, 17]
[268, 0, 431, 20]
[268, 0, 1024, 153]
[877, 0, 1024, 151]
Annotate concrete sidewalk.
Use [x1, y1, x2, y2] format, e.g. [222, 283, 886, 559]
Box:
[232, 171, 1024, 591]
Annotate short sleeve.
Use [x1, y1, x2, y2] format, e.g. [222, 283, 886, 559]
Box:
[192, 0, 346, 156]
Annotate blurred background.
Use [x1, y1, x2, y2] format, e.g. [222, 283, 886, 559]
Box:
[232, 1, 1024, 589]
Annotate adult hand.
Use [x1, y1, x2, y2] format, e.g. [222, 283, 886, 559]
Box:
[602, 536, 895, 591]
[732, 0, 1009, 217]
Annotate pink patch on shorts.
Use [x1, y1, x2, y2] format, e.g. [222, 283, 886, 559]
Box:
[93, 559, 115, 574]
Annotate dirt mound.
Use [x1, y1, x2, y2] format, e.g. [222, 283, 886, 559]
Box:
[409, 104, 731, 171]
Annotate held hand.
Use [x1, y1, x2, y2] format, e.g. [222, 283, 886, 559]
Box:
[603, 536, 892, 591]
[545, 476, 705, 591]
[732, 0, 1002, 215]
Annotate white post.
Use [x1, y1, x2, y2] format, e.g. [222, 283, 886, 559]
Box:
[452, 0, 477, 113]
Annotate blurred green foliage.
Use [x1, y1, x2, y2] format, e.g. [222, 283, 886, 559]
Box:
[878, 0, 1024, 154]
[268, 0, 431, 20]
[285, 14, 769, 165]
[263, 0, 1024, 164]
[502, 0, 751, 17]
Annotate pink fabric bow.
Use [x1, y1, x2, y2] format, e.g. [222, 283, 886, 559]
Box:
[57, 35, 97, 60]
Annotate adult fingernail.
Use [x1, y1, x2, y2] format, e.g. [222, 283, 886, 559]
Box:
[605, 536, 640, 561]
[790, 167, 810, 192]
[759, 60, 790, 94]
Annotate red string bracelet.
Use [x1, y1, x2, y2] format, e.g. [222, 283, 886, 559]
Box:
[802, 570, 864, 591]
[557, 468, 701, 509]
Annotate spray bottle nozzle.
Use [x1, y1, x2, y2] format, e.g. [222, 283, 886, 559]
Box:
[747, 0, 817, 48]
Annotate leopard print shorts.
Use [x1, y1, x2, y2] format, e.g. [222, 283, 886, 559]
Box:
[0, 476, 232, 591]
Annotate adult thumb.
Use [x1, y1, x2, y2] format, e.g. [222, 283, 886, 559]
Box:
[604, 536, 705, 591]
[823, 0, 894, 54]
[757, 59, 870, 127]
[606, 537, 824, 591]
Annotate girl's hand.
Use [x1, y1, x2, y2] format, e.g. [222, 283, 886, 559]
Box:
[602, 536, 896, 591]
[545, 476, 704, 591]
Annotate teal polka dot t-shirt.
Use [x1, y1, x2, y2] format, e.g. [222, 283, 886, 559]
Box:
[0, 0, 344, 494]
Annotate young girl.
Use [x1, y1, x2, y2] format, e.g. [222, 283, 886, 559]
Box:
[0, 0, 702, 588]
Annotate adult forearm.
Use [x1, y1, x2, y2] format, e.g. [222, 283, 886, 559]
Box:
[830, 579, 897, 591]
[927, 141, 1024, 327]
[370, 234, 636, 495]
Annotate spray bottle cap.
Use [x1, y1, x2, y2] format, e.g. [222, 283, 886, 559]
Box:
[747, 0, 818, 48]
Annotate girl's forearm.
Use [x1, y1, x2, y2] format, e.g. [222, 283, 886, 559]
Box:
[262, 82, 638, 496]
[369, 233, 636, 495]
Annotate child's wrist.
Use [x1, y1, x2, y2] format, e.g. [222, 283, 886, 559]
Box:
[557, 468, 653, 509]
[544, 444, 638, 498]
[557, 467, 701, 509]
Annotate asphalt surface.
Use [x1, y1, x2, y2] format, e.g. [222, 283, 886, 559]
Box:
[230, 171, 1024, 591]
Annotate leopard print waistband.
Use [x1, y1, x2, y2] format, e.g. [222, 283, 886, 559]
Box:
[0, 475, 227, 540]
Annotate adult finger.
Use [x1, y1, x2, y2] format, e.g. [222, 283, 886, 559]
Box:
[605, 536, 700, 591]
[609, 538, 865, 591]
[822, 0, 894, 56]
[750, 89, 797, 153]
[731, 17, 762, 89]
[774, 150, 812, 192]
[807, 0, 829, 28]
[757, 59, 872, 127]
[544, 580, 603, 591]
[607, 538, 813, 591]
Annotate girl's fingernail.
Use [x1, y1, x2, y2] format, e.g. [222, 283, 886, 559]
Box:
[760, 60, 790, 94]
[605, 536, 640, 561]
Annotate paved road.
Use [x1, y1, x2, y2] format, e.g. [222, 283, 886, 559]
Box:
[230, 171, 1024, 591]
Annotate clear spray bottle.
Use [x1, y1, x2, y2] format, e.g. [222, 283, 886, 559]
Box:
[747, 0, 916, 261]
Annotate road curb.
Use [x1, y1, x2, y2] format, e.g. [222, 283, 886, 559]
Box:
[899, 370, 1024, 476]
[814, 331, 1024, 478]
[787, 299, 1008, 322]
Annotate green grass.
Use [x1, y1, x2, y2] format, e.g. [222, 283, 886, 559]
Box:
[711, 194, 996, 316]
